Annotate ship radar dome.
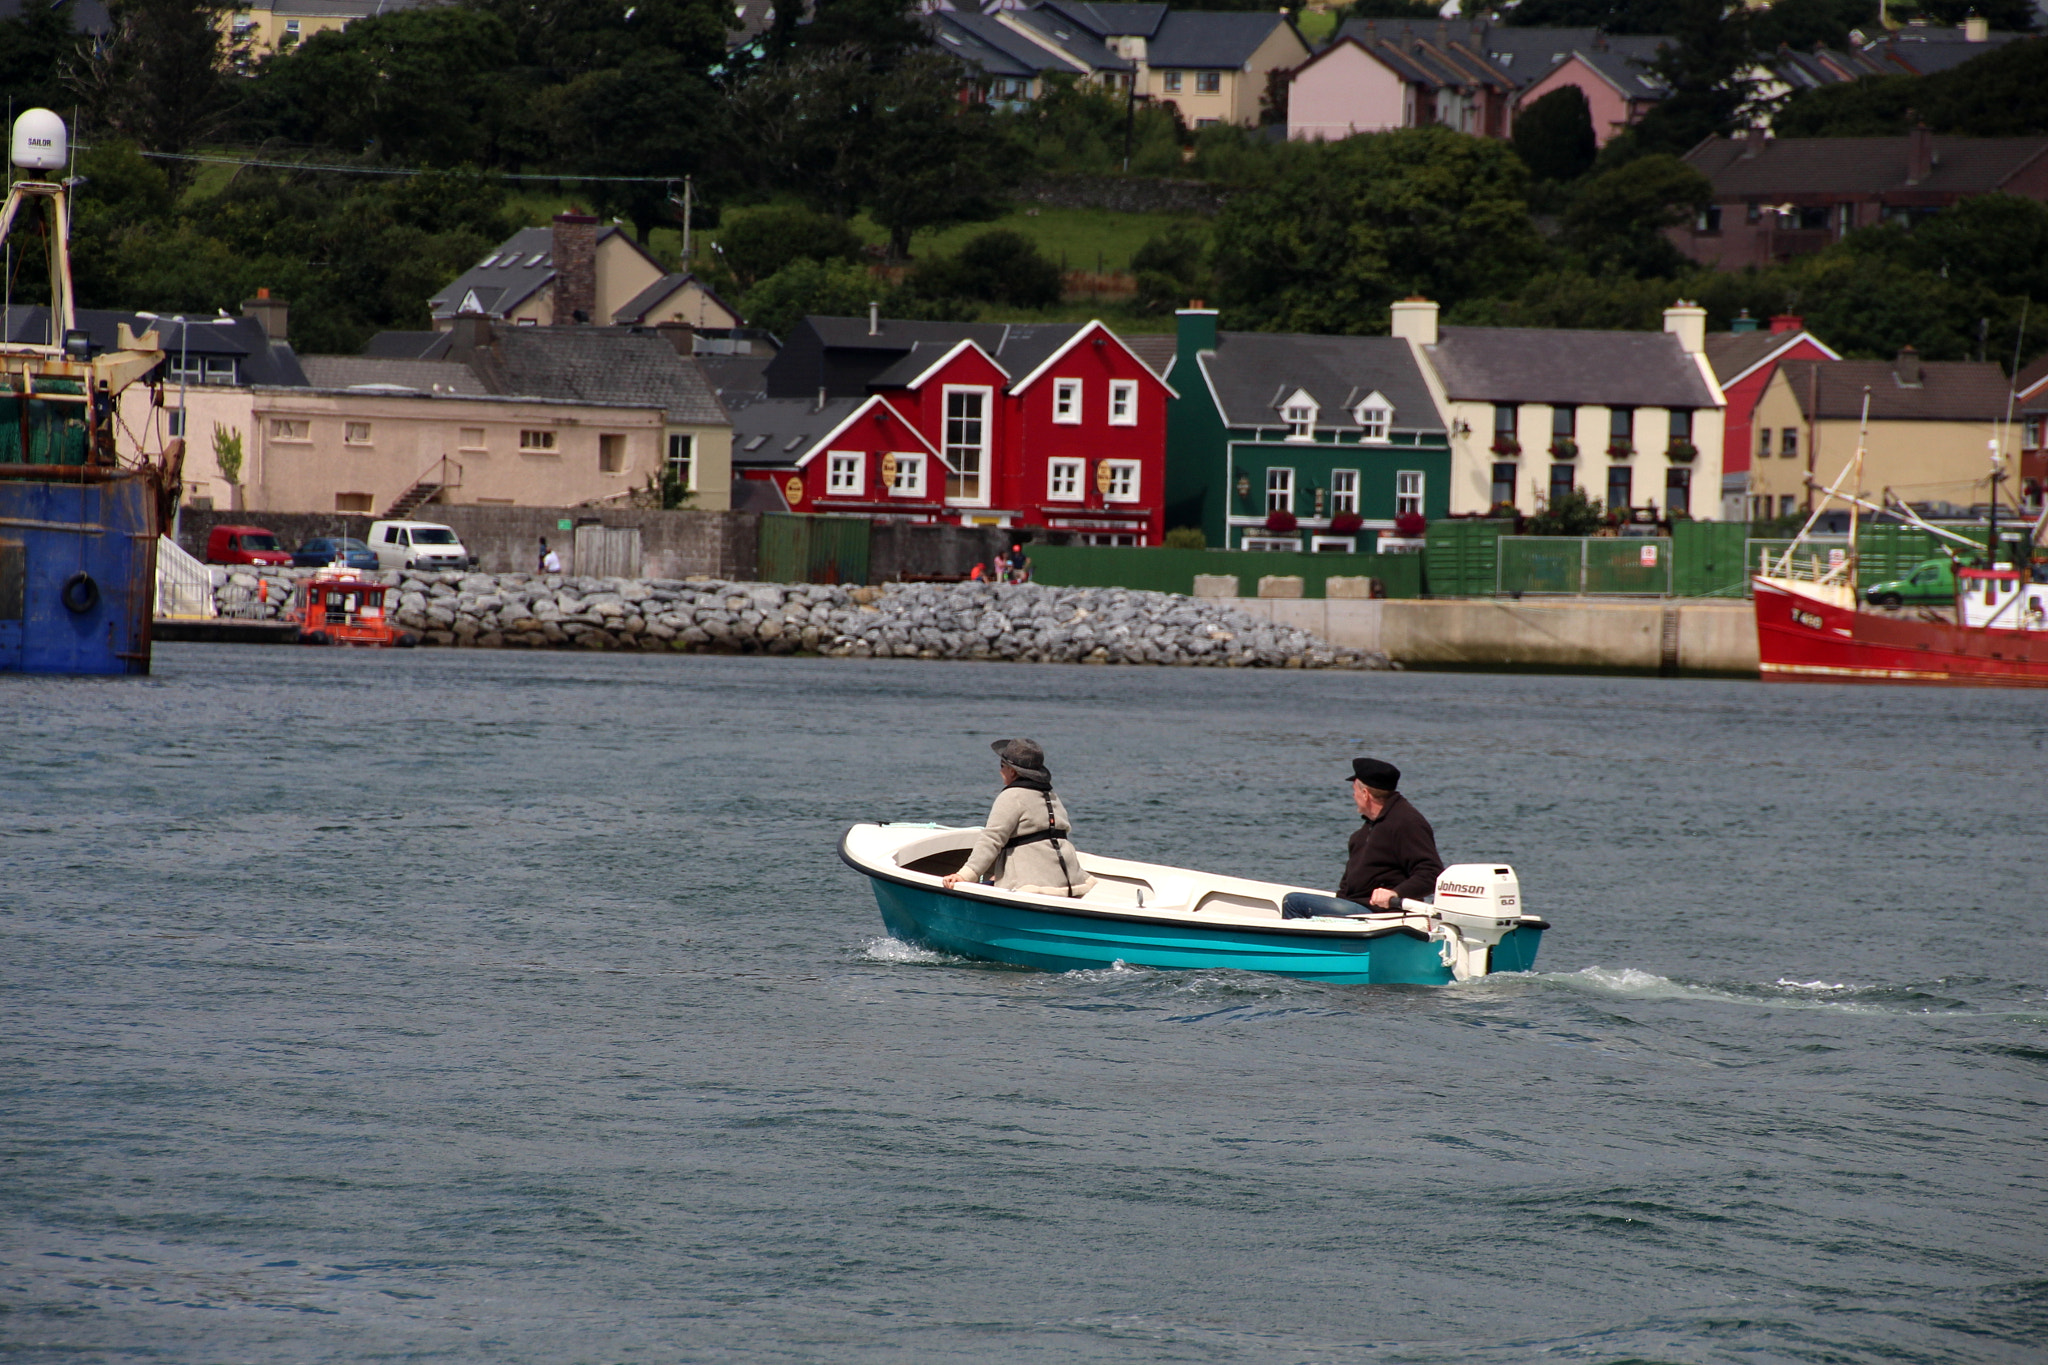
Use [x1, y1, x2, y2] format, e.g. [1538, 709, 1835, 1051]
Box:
[11, 109, 67, 173]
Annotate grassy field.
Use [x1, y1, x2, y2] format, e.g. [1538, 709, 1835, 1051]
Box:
[853, 205, 1208, 272]
[1296, 7, 1341, 44]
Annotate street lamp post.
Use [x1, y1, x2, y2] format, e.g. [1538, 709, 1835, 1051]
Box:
[136, 311, 236, 525]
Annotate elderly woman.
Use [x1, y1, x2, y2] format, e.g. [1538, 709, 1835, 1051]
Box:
[942, 739, 1093, 898]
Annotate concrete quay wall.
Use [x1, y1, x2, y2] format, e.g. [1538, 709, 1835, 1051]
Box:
[1227, 598, 1759, 677]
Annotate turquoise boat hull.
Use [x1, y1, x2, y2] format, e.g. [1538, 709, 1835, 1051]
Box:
[862, 872, 1544, 986]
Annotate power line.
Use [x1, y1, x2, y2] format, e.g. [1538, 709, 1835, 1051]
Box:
[133, 150, 678, 183]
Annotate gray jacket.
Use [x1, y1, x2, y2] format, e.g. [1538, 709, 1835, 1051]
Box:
[960, 785, 1084, 892]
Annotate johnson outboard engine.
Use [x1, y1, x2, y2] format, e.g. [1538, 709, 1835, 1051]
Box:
[1392, 864, 1538, 981]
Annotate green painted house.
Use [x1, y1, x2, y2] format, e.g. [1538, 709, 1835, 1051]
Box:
[1164, 309, 1452, 551]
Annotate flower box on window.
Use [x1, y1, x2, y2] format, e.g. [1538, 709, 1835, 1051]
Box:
[1549, 438, 1579, 459]
[1490, 436, 1521, 456]
[1605, 440, 1633, 459]
[1328, 511, 1364, 534]
[1263, 510, 1299, 533]
[1666, 440, 1698, 463]
[1393, 511, 1427, 537]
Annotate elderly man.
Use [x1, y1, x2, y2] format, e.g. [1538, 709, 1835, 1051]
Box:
[1281, 757, 1444, 920]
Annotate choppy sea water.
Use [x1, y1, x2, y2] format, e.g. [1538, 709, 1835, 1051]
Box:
[3, 645, 2044, 1365]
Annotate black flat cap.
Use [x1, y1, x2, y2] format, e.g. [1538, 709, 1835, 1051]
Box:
[1350, 757, 1400, 789]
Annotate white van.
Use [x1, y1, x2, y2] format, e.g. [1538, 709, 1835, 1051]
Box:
[367, 520, 475, 572]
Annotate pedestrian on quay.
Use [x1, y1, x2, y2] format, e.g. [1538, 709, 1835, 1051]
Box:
[540, 540, 563, 575]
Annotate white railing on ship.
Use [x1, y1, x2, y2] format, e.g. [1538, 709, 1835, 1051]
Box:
[1755, 540, 1855, 588]
[155, 535, 219, 618]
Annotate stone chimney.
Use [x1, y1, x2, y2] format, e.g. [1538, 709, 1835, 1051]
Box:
[1390, 296, 1439, 347]
[1895, 344, 1922, 386]
[445, 312, 492, 360]
[1662, 300, 1707, 355]
[1964, 14, 1989, 40]
[1906, 122, 1933, 185]
[240, 287, 288, 343]
[1741, 125, 1765, 159]
[551, 211, 599, 325]
[1769, 313, 1804, 334]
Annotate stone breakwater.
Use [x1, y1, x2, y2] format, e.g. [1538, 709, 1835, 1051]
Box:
[211, 568, 1392, 669]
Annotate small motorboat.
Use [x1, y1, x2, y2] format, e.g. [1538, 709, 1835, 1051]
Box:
[286, 570, 417, 648]
[840, 822, 1548, 985]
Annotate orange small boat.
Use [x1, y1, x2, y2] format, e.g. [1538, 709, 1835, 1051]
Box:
[288, 570, 418, 648]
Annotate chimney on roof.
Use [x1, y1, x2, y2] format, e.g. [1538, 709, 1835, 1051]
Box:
[446, 312, 492, 360]
[1906, 121, 1933, 184]
[1769, 313, 1804, 334]
[240, 287, 288, 344]
[868, 301, 879, 337]
[1730, 310, 1758, 334]
[551, 211, 599, 326]
[1663, 300, 1707, 355]
[1390, 296, 1439, 347]
[1741, 125, 1765, 159]
[1964, 14, 1989, 40]
[1895, 344, 1922, 386]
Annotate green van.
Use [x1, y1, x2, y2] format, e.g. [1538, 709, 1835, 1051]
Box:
[1864, 558, 1955, 608]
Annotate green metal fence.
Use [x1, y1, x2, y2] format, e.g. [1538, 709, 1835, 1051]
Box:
[1028, 545, 1423, 598]
[758, 513, 871, 586]
[1423, 519, 1512, 596]
[1671, 521, 1752, 598]
[1497, 537, 1673, 595]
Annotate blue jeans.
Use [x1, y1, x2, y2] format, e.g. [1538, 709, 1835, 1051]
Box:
[1281, 891, 1367, 920]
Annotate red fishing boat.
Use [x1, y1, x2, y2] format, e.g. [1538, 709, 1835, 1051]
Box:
[1753, 394, 2048, 687]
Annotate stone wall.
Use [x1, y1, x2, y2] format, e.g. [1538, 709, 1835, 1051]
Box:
[175, 506, 757, 580]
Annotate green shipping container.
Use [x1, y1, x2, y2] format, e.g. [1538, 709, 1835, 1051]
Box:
[758, 513, 871, 586]
[1423, 519, 1512, 597]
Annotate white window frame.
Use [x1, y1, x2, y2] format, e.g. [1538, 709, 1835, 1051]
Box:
[1243, 535, 1299, 552]
[889, 452, 924, 498]
[1047, 458, 1084, 502]
[1329, 468, 1359, 514]
[1282, 401, 1316, 441]
[519, 429, 557, 452]
[167, 407, 186, 438]
[1266, 467, 1294, 513]
[204, 356, 236, 386]
[826, 451, 863, 495]
[1052, 378, 1082, 424]
[1396, 470, 1425, 518]
[1102, 460, 1140, 502]
[1108, 379, 1138, 426]
[1355, 402, 1391, 443]
[667, 433, 695, 490]
[343, 421, 372, 446]
[269, 418, 309, 442]
[1309, 535, 1357, 553]
[943, 385, 992, 505]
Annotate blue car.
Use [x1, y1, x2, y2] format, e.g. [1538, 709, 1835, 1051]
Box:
[292, 536, 380, 570]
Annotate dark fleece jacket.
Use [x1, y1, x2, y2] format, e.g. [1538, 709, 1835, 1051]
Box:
[1336, 792, 1445, 905]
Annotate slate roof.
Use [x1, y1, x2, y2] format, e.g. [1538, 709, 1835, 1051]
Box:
[1120, 333, 1177, 379]
[726, 396, 866, 468]
[1560, 45, 1671, 100]
[298, 355, 489, 395]
[459, 327, 729, 426]
[1323, 19, 1665, 92]
[0, 0, 110, 33]
[1864, 26, 2037, 76]
[1148, 11, 1298, 69]
[786, 317, 1089, 394]
[1427, 326, 1718, 408]
[1199, 332, 1444, 434]
[610, 272, 742, 327]
[1002, 7, 1133, 72]
[2013, 351, 2048, 401]
[931, 10, 1088, 78]
[1034, 1, 1169, 39]
[363, 330, 453, 360]
[1687, 133, 2048, 197]
[4, 307, 308, 386]
[429, 223, 653, 321]
[1702, 328, 1835, 385]
[1778, 357, 2016, 421]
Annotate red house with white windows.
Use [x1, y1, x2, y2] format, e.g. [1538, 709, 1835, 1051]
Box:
[721, 316, 1175, 545]
[1702, 314, 1840, 520]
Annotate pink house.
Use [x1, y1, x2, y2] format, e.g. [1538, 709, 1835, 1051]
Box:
[1288, 25, 1512, 141]
[1513, 47, 1669, 147]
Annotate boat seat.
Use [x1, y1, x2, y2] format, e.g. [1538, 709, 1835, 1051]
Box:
[1078, 877, 1194, 911]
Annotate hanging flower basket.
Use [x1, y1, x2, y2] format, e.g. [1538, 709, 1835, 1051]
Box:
[1490, 436, 1521, 456]
[1393, 511, 1428, 537]
[1606, 440, 1634, 459]
[1549, 438, 1579, 460]
[1263, 510, 1299, 533]
[1328, 512, 1364, 534]
[1666, 440, 1698, 463]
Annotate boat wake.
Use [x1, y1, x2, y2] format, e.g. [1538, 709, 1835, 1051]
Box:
[854, 935, 977, 968]
[1539, 965, 1997, 1015]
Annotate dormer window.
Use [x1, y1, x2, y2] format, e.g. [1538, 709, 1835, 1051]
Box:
[1353, 391, 1392, 443]
[1279, 389, 1318, 441]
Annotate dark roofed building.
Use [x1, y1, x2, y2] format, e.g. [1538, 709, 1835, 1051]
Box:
[1427, 326, 1718, 410]
[1675, 128, 2048, 270]
[930, 9, 1088, 107]
[763, 317, 1092, 400]
[1165, 307, 1452, 550]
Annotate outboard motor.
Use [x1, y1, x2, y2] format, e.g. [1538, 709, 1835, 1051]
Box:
[1432, 864, 1521, 922]
[1389, 864, 1535, 982]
